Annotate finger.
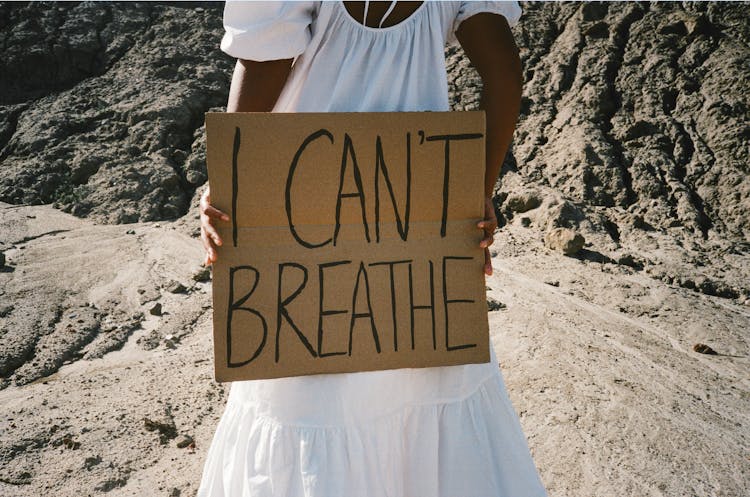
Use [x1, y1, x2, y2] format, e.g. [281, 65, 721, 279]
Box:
[479, 234, 494, 248]
[203, 222, 223, 246]
[477, 220, 498, 231]
[204, 205, 230, 221]
[484, 247, 492, 276]
[200, 231, 218, 262]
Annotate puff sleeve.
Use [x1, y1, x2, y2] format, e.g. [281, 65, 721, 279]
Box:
[448, 1, 522, 45]
[221, 1, 318, 61]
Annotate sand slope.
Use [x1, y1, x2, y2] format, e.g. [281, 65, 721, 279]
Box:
[1, 203, 747, 497]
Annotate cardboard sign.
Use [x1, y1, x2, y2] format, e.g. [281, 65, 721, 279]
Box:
[205, 112, 489, 382]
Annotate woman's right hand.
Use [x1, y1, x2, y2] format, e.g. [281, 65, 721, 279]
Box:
[200, 186, 230, 266]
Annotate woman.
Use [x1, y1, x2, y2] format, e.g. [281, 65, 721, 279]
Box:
[197, 2, 547, 496]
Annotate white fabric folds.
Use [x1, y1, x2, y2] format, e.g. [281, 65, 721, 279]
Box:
[199, 2, 546, 496]
[221, 2, 317, 61]
[198, 347, 546, 496]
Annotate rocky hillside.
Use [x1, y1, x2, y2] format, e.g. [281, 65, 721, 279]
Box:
[447, 0, 750, 303]
[0, 2, 231, 223]
[2, 2, 747, 240]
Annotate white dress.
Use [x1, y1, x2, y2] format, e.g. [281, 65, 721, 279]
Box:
[198, 2, 547, 496]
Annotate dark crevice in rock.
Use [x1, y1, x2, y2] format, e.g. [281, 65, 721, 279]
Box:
[600, 3, 648, 208]
[0, 103, 27, 158]
[10, 229, 70, 246]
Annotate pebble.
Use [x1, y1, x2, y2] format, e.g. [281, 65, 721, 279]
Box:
[544, 228, 585, 255]
[166, 280, 187, 294]
[0, 304, 13, 317]
[487, 297, 506, 311]
[175, 434, 193, 448]
[693, 343, 717, 355]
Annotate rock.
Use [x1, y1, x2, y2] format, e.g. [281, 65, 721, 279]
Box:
[175, 434, 194, 449]
[505, 190, 542, 213]
[149, 303, 162, 316]
[0, 3, 230, 223]
[83, 455, 102, 470]
[164, 334, 178, 349]
[165, 280, 187, 294]
[94, 477, 128, 492]
[486, 297, 506, 311]
[61, 435, 81, 450]
[693, 343, 717, 355]
[143, 417, 177, 444]
[545, 280, 560, 287]
[0, 251, 5, 267]
[544, 228, 586, 255]
[0, 304, 13, 317]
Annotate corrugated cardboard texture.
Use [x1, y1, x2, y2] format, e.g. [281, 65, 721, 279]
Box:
[205, 112, 489, 381]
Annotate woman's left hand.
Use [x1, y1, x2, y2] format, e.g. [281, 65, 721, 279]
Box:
[477, 196, 498, 276]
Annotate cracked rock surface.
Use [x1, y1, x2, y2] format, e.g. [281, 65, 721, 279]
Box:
[0, 2, 231, 223]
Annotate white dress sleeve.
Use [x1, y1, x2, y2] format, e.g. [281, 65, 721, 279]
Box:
[221, 1, 318, 61]
[448, 1, 523, 45]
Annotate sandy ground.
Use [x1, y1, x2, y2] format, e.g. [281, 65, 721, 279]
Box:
[0, 202, 748, 497]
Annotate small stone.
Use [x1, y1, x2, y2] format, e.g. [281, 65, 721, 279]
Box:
[545, 280, 560, 287]
[126, 229, 136, 235]
[486, 297, 506, 311]
[166, 280, 187, 294]
[83, 455, 102, 470]
[693, 343, 717, 355]
[505, 191, 542, 213]
[149, 303, 162, 316]
[0, 304, 13, 317]
[544, 228, 585, 255]
[176, 434, 194, 448]
[62, 435, 80, 450]
[520, 216, 531, 227]
[143, 417, 177, 443]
